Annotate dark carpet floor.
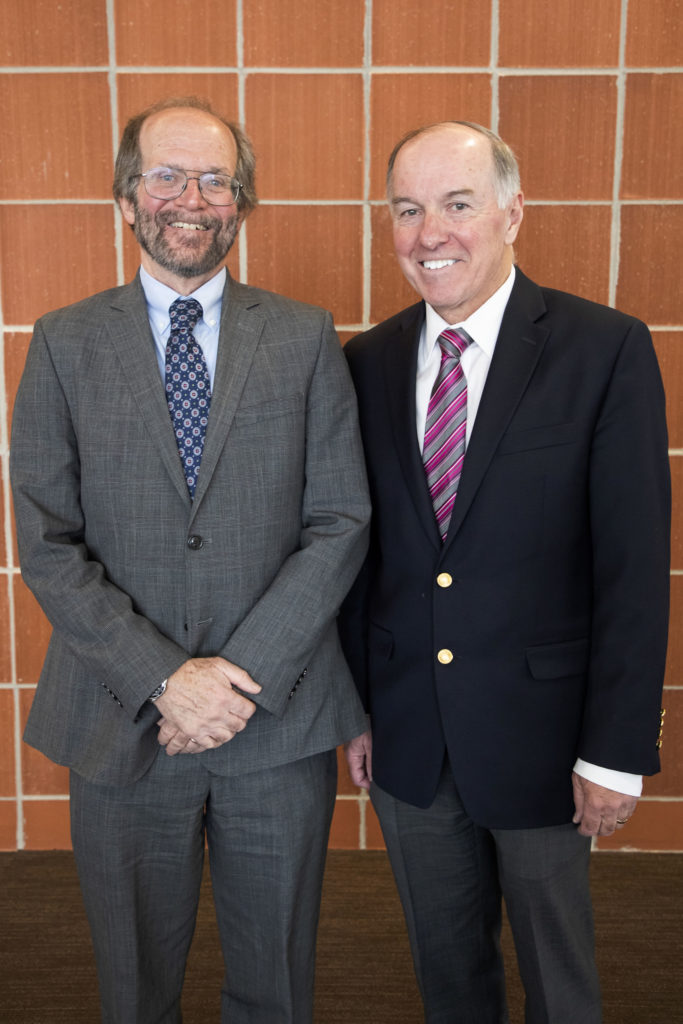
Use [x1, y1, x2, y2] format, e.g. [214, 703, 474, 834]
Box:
[1, 850, 681, 1022]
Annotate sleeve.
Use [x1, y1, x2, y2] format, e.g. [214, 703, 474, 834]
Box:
[10, 319, 189, 719]
[579, 318, 671, 775]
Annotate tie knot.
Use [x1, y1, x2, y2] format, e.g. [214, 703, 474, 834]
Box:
[438, 327, 471, 361]
[169, 297, 203, 336]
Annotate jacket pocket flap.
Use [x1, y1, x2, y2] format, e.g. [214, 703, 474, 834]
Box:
[526, 637, 589, 679]
[498, 422, 575, 455]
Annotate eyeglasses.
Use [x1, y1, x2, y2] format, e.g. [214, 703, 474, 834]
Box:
[133, 166, 242, 206]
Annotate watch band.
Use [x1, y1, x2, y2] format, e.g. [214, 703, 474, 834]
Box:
[148, 678, 168, 703]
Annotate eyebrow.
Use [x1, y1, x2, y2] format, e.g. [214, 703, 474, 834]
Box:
[390, 188, 476, 206]
[152, 163, 230, 174]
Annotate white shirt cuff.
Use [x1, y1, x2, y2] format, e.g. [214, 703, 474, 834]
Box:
[573, 759, 642, 797]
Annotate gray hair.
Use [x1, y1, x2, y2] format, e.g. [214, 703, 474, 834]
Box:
[386, 121, 521, 208]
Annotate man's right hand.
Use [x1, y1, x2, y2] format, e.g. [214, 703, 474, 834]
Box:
[344, 730, 373, 790]
[154, 657, 262, 756]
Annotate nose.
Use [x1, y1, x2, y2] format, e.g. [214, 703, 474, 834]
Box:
[419, 210, 449, 249]
[177, 176, 206, 208]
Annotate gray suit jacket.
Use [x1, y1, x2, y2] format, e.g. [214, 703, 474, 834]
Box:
[12, 273, 370, 785]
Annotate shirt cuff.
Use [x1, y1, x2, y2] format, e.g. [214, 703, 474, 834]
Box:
[573, 759, 643, 797]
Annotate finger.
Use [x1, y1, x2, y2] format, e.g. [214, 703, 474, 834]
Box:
[576, 812, 601, 837]
[157, 724, 180, 746]
[192, 728, 238, 749]
[179, 736, 206, 754]
[213, 658, 262, 694]
[222, 693, 259, 723]
[162, 729, 196, 756]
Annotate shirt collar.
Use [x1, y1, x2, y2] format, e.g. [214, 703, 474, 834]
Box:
[423, 265, 516, 360]
[139, 265, 227, 335]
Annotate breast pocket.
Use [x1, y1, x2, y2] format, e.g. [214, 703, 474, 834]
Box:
[232, 392, 305, 428]
[497, 421, 576, 455]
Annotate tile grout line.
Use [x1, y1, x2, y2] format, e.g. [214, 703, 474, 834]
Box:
[236, 0, 248, 285]
[2, 65, 680, 75]
[490, 0, 500, 132]
[0, 100, 22, 851]
[2, 198, 683, 209]
[105, 0, 124, 288]
[608, 0, 630, 309]
[360, 0, 373, 332]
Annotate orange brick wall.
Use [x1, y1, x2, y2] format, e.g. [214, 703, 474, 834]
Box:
[0, 0, 681, 852]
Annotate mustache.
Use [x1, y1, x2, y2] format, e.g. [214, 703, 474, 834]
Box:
[155, 209, 223, 231]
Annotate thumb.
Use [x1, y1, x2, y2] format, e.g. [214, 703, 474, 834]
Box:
[571, 771, 585, 823]
[213, 658, 262, 694]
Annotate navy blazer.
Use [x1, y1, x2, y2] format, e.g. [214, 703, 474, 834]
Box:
[341, 269, 670, 828]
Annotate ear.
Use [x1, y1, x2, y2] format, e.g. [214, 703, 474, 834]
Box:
[505, 192, 524, 245]
[118, 196, 136, 227]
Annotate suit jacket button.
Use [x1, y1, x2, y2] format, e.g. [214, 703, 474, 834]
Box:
[437, 649, 454, 664]
[187, 535, 203, 550]
[437, 573, 453, 588]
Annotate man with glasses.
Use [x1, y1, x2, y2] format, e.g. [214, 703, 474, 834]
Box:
[11, 97, 370, 1023]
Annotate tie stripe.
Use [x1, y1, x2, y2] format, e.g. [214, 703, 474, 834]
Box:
[423, 327, 472, 541]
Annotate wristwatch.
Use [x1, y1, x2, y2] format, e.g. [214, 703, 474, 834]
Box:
[148, 678, 168, 703]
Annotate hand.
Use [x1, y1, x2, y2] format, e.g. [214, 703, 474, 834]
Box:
[154, 657, 261, 756]
[572, 771, 638, 837]
[344, 730, 373, 790]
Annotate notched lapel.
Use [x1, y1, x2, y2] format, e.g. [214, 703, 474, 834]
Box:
[445, 283, 549, 547]
[106, 280, 191, 505]
[189, 279, 264, 513]
[383, 305, 443, 550]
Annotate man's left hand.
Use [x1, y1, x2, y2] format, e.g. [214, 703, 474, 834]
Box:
[572, 771, 638, 837]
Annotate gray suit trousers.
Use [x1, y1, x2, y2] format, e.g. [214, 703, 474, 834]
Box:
[371, 762, 601, 1024]
[70, 748, 337, 1024]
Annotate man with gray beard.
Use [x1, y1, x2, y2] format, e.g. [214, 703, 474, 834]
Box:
[11, 97, 370, 1024]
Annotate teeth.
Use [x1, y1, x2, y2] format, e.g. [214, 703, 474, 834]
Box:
[422, 259, 456, 270]
[170, 221, 207, 231]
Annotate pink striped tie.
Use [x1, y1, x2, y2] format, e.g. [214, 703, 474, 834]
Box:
[423, 328, 472, 541]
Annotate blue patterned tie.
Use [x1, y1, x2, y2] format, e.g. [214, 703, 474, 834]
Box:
[166, 298, 211, 499]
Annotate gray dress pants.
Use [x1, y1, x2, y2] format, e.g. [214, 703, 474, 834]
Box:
[70, 747, 337, 1024]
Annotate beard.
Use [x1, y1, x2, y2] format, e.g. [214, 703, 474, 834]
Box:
[131, 197, 240, 279]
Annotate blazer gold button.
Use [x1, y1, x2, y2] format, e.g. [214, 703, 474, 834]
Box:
[437, 573, 453, 588]
[437, 649, 453, 664]
[187, 535, 203, 550]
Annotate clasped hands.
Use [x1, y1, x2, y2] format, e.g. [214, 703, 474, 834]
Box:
[155, 656, 261, 756]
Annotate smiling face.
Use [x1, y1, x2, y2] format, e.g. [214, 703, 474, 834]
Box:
[389, 125, 524, 323]
[118, 107, 242, 294]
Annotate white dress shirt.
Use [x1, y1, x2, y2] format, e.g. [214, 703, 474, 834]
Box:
[416, 266, 641, 798]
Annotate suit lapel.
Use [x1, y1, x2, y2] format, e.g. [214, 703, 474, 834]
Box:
[383, 303, 443, 550]
[444, 270, 549, 546]
[106, 274, 264, 514]
[106, 276, 191, 505]
[189, 276, 263, 514]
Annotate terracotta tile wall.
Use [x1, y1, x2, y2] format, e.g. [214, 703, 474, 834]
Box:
[0, 0, 681, 852]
